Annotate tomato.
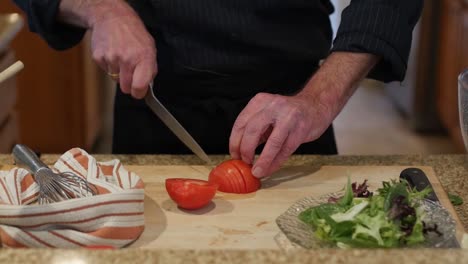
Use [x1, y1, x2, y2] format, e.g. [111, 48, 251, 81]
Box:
[208, 160, 261, 194]
[230, 159, 261, 193]
[165, 178, 218, 210]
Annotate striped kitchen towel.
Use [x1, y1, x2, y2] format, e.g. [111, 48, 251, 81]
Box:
[0, 148, 145, 248]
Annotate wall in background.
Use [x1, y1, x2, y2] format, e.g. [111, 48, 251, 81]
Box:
[330, 0, 351, 38]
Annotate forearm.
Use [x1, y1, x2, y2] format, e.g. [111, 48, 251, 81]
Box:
[297, 52, 379, 121]
[57, 0, 137, 28]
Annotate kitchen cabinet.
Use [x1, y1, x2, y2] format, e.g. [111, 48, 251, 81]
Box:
[0, 112, 18, 153]
[0, 4, 108, 154]
[0, 50, 16, 126]
[0, 50, 18, 153]
[436, 0, 468, 151]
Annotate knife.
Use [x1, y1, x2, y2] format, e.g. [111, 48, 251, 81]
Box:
[144, 83, 212, 164]
[399, 167, 460, 248]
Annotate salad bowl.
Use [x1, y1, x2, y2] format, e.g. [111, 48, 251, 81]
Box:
[276, 191, 457, 249]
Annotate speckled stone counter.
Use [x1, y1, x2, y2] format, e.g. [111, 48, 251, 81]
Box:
[0, 154, 467, 263]
[0, 248, 467, 264]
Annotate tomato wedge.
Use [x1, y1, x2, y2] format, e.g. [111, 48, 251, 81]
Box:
[208, 160, 261, 194]
[165, 178, 218, 210]
[208, 160, 241, 193]
[230, 159, 261, 193]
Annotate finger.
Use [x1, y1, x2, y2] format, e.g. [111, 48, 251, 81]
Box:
[93, 50, 120, 82]
[238, 112, 273, 164]
[92, 48, 108, 74]
[105, 56, 121, 83]
[229, 93, 271, 159]
[251, 122, 291, 178]
[263, 134, 300, 177]
[131, 58, 158, 99]
[259, 126, 273, 145]
[229, 123, 245, 160]
[119, 61, 135, 95]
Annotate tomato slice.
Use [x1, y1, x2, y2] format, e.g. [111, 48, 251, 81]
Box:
[208, 160, 261, 194]
[227, 165, 244, 193]
[230, 160, 261, 193]
[209, 162, 241, 193]
[230, 160, 248, 192]
[165, 178, 218, 210]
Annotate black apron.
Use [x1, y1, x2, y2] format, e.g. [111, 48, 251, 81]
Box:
[112, 0, 337, 155]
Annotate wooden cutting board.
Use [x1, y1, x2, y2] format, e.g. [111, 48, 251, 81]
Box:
[126, 165, 465, 249]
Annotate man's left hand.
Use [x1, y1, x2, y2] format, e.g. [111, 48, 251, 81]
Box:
[229, 52, 379, 178]
[229, 92, 331, 178]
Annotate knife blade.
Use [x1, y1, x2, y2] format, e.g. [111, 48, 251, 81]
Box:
[399, 167, 460, 248]
[144, 84, 212, 164]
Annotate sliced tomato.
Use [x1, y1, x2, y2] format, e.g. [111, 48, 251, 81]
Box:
[223, 170, 238, 193]
[230, 160, 261, 193]
[228, 167, 244, 193]
[165, 178, 218, 210]
[208, 160, 261, 194]
[209, 161, 241, 193]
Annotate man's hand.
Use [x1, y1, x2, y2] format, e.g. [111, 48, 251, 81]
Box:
[58, 0, 157, 99]
[229, 52, 379, 178]
[229, 92, 331, 179]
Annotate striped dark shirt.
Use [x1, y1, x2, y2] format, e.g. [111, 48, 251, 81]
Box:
[14, 0, 423, 83]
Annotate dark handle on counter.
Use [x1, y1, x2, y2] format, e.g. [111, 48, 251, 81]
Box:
[400, 168, 461, 248]
[399, 168, 439, 202]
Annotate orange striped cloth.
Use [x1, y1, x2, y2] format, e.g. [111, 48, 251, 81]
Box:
[0, 148, 145, 248]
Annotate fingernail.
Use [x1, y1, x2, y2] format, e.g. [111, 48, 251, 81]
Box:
[252, 167, 263, 178]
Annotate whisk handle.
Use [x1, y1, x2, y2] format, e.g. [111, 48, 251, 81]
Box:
[12, 144, 48, 173]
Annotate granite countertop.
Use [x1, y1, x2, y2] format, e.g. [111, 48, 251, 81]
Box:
[0, 154, 467, 263]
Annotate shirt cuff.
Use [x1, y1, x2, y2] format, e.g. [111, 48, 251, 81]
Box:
[332, 33, 406, 83]
[331, 2, 423, 82]
[27, 0, 86, 50]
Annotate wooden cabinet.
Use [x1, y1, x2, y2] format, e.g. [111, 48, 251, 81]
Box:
[436, 0, 468, 151]
[0, 50, 18, 152]
[0, 4, 108, 153]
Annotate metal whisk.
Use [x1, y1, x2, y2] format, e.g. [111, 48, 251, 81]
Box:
[12, 144, 97, 204]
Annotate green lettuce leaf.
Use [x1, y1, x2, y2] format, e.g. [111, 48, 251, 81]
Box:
[338, 176, 354, 207]
[331, 200, 369, 223]
[298, 178, 435, 248]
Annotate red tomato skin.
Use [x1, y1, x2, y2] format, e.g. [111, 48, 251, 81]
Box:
[208, 162, 242, 193]
[230, 160, 261, 193]
[208, 160, 261, 194]
[165, 178, 218, 210]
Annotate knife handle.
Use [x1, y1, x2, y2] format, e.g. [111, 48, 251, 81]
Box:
[400, 168, 439, 202]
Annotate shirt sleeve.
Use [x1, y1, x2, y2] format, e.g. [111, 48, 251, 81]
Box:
[330, 0, 424, 82]
[12, 0, 86, 50]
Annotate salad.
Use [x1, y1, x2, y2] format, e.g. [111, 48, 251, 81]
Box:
[298, 178, 442, 248]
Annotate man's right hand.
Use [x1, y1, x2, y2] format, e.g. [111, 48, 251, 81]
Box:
[58, 0, 157, 99]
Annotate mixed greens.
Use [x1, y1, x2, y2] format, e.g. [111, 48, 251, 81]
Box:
[298, 178, 441, 248]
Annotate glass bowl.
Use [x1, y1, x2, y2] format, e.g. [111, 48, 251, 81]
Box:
[276, 192, 457, 249]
